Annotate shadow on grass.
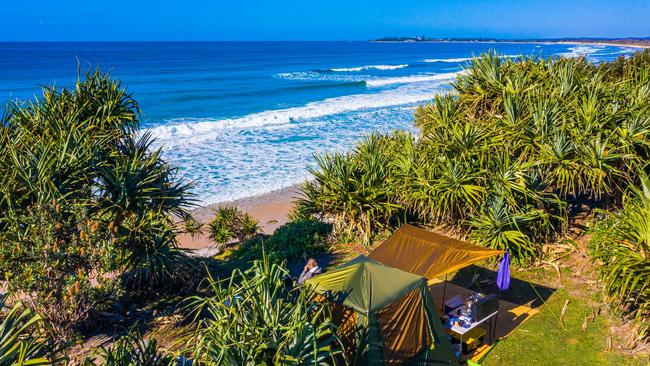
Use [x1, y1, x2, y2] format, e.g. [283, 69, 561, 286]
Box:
[449, 265, 556, 308]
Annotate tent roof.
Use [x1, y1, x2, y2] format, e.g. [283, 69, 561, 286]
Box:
[368, 224, 503, 282]
[304, 256, 426, 314]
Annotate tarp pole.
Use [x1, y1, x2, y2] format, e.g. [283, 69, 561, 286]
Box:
[441, 274, 448, 312]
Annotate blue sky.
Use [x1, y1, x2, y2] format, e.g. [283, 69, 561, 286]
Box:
[2, 0, 649, 41]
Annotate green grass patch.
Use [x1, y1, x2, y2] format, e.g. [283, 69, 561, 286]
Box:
[482, 287, 646, 365]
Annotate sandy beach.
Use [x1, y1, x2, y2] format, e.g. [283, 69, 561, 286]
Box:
[555, 41, 650, 49]
[177, 184, 301, 249]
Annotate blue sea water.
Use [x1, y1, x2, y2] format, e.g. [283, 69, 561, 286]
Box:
[0, 41, 637, 204]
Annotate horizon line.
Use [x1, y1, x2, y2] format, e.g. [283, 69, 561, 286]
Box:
[1, 36, 649, 43]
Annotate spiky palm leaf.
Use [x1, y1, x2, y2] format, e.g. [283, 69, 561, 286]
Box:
[0, 296, 61, 366]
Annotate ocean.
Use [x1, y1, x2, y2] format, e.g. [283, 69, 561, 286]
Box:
[0, 41, 636, 204]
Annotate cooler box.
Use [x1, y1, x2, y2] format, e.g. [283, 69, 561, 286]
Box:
[470, 293, 498, 322]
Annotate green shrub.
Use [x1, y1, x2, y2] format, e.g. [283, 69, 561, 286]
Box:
[0, 69, 193, 339]
[182, 218, 205, 239]
[0, 201, 118, 338]
[235, 219, 332, 262]
[117, 212, 187, 291]
[207, 206, 259, 250]
[296, 133, 402, 245]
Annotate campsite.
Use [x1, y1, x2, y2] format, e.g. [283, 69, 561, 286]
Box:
[2, 43, 649, 365]
[304, 224, 540, 365]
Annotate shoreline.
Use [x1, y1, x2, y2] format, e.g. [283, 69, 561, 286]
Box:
[177, 184, 302, 249]
[554, 41, 649, 49]
[176, 40, 647, 250]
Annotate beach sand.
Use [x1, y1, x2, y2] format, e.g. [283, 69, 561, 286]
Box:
[555, 41, 649, 49]
[177, 184, 301, 250]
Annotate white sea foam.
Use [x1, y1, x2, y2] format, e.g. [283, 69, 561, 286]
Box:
[422, 57, 474, 63]
[275, 71, 367, 83]
[151, 77, 457, 204]
[330, 64, 409, 72]
[559, 45, 604, 58]
[365, 71, 461, 87]
[149, 77, 455, 146]
[422, 54, 519, 63]
[160, 106, 422, 205]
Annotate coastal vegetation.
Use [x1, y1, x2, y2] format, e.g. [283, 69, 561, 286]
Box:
[0, 295, 61, 365]
[589, 174, 650, 345]
[298, 50, 650, 340]
[235, 219, 332, 263]
[0, 69, 193, 339]
[207, 205, 259, 251]
[0, 50, 649, 364]
[0, 69, 347, 365]
[185, 253, 341, 365]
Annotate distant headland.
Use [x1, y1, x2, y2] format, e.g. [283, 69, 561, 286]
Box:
[371, 36, 650, 48]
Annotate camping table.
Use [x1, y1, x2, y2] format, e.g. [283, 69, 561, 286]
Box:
[447, 307, 498, 362]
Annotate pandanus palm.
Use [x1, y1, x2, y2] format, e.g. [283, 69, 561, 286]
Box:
[590, 173, 650, 343]
[0, 68, 194, 336]
[297, 134, 400, 244]
[467, 196, 540, 262]
[0, 296, 61, 366]
[453, 51, 506, 116]
[97, 132, 193, 223]
[185, 254, 342, 365]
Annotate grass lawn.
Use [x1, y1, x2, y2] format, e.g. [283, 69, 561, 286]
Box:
[479, 264, 648, 366]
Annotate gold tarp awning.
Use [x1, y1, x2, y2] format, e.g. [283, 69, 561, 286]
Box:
[368, 224, 503, 283]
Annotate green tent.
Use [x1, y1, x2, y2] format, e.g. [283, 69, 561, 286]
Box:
[305, 256, 458, 365]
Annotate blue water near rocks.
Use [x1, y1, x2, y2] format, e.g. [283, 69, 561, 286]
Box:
[0, 41, 636, 204]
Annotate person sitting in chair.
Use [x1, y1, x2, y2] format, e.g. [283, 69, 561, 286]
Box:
[298, 258, 322, 285]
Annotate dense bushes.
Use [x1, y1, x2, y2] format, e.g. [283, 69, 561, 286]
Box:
[235, 219, 332, 262]
[1, 201, 118, 336]
[296, 133, 404, 244]
[590, 175, 650, 343]
[0, 70, 193, 338]
[298, 50, 650, 263]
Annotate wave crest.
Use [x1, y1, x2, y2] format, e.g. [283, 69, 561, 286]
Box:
[422, 57, 473, 63]
[148, 80, 455, 144]
[365, 71, 461, 87]
[330, 64, 409, 72]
